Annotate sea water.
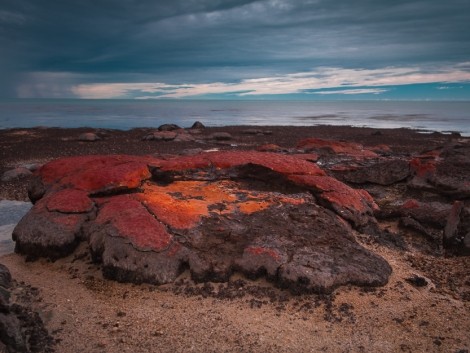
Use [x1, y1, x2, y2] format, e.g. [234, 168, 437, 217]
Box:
[0, 99, 469, 135]
[0, 200, 32, 256]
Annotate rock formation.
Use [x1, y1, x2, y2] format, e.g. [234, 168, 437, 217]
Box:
[13, 150, 392, 293]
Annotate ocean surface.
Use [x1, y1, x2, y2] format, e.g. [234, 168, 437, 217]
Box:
[0, 200, 32, 256]
[0, 99, 469, 136]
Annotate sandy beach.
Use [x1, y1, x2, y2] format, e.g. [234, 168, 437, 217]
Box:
[1, 125, 469, 353]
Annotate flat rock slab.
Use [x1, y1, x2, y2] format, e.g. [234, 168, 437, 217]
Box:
[13, 151, 391, 293]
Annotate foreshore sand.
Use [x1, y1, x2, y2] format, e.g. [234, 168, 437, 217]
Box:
[1, 125, 469, 353]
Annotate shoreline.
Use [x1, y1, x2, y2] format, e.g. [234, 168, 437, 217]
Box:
[1, 124, 469, 352]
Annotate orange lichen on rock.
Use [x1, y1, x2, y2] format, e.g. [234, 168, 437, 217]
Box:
[139, 181, 235, 229]
[238, 201, 272, 214]
[138, 180, 308, 228]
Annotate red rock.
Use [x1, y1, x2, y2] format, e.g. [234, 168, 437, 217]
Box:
[95, 195, 173, 252]
[46, 189, 94, 213]
[207, 151, 326, 176]
[37, 155, 158, 194]
[156, 151, 326, 177]
[409, 157, 437, 178]
[288, 174, 377, 226]
[17, 151, 393, 292]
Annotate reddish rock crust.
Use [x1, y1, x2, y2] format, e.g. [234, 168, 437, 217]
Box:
[14, 150, 393, 292]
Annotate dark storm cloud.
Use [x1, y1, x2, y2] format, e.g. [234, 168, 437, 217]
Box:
[1, 0, 469, 97]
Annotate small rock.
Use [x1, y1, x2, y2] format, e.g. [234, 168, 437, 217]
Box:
[145, 131, 177, 141]
[158, 124, 180, 131]
[405, 275, 428, 287]
[1, 167, 32, 182]
[208, 132, 232, 141]
[78, 132, 101, 142]
[21, 163, 41, 172]
[174, 133, 196, 142]
[191, 121, 205, 129]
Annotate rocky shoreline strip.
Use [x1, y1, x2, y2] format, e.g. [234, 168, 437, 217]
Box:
[0, 124, 469, 353]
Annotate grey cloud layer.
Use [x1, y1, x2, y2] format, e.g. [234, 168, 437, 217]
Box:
[1, 0, 469, 97]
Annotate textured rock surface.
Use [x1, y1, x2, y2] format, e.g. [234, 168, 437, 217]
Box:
[13, 151, 392, 293]
[0, 265, 53, 353]
[333, 159, 410, 185]
[1, 167, 32, 182]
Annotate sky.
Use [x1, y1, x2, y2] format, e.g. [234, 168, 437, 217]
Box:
[1, 0, 470, 100]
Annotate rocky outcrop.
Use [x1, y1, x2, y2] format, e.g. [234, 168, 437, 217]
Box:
[0, 265, 53, 353]
[13, 150, 391, 293]
[409, 145, 470, 198]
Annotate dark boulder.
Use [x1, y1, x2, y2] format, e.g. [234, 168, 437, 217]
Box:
[158, 124, 181, 131]
[191, 121, 205, 129]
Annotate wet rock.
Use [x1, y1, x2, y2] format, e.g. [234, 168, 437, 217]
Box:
[158, 124, 181, 131]
[1, 167, 32, 182]
[191, 121, 205, 129]
[78, 132, 101, 141]
[15, 151, 391, 293]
